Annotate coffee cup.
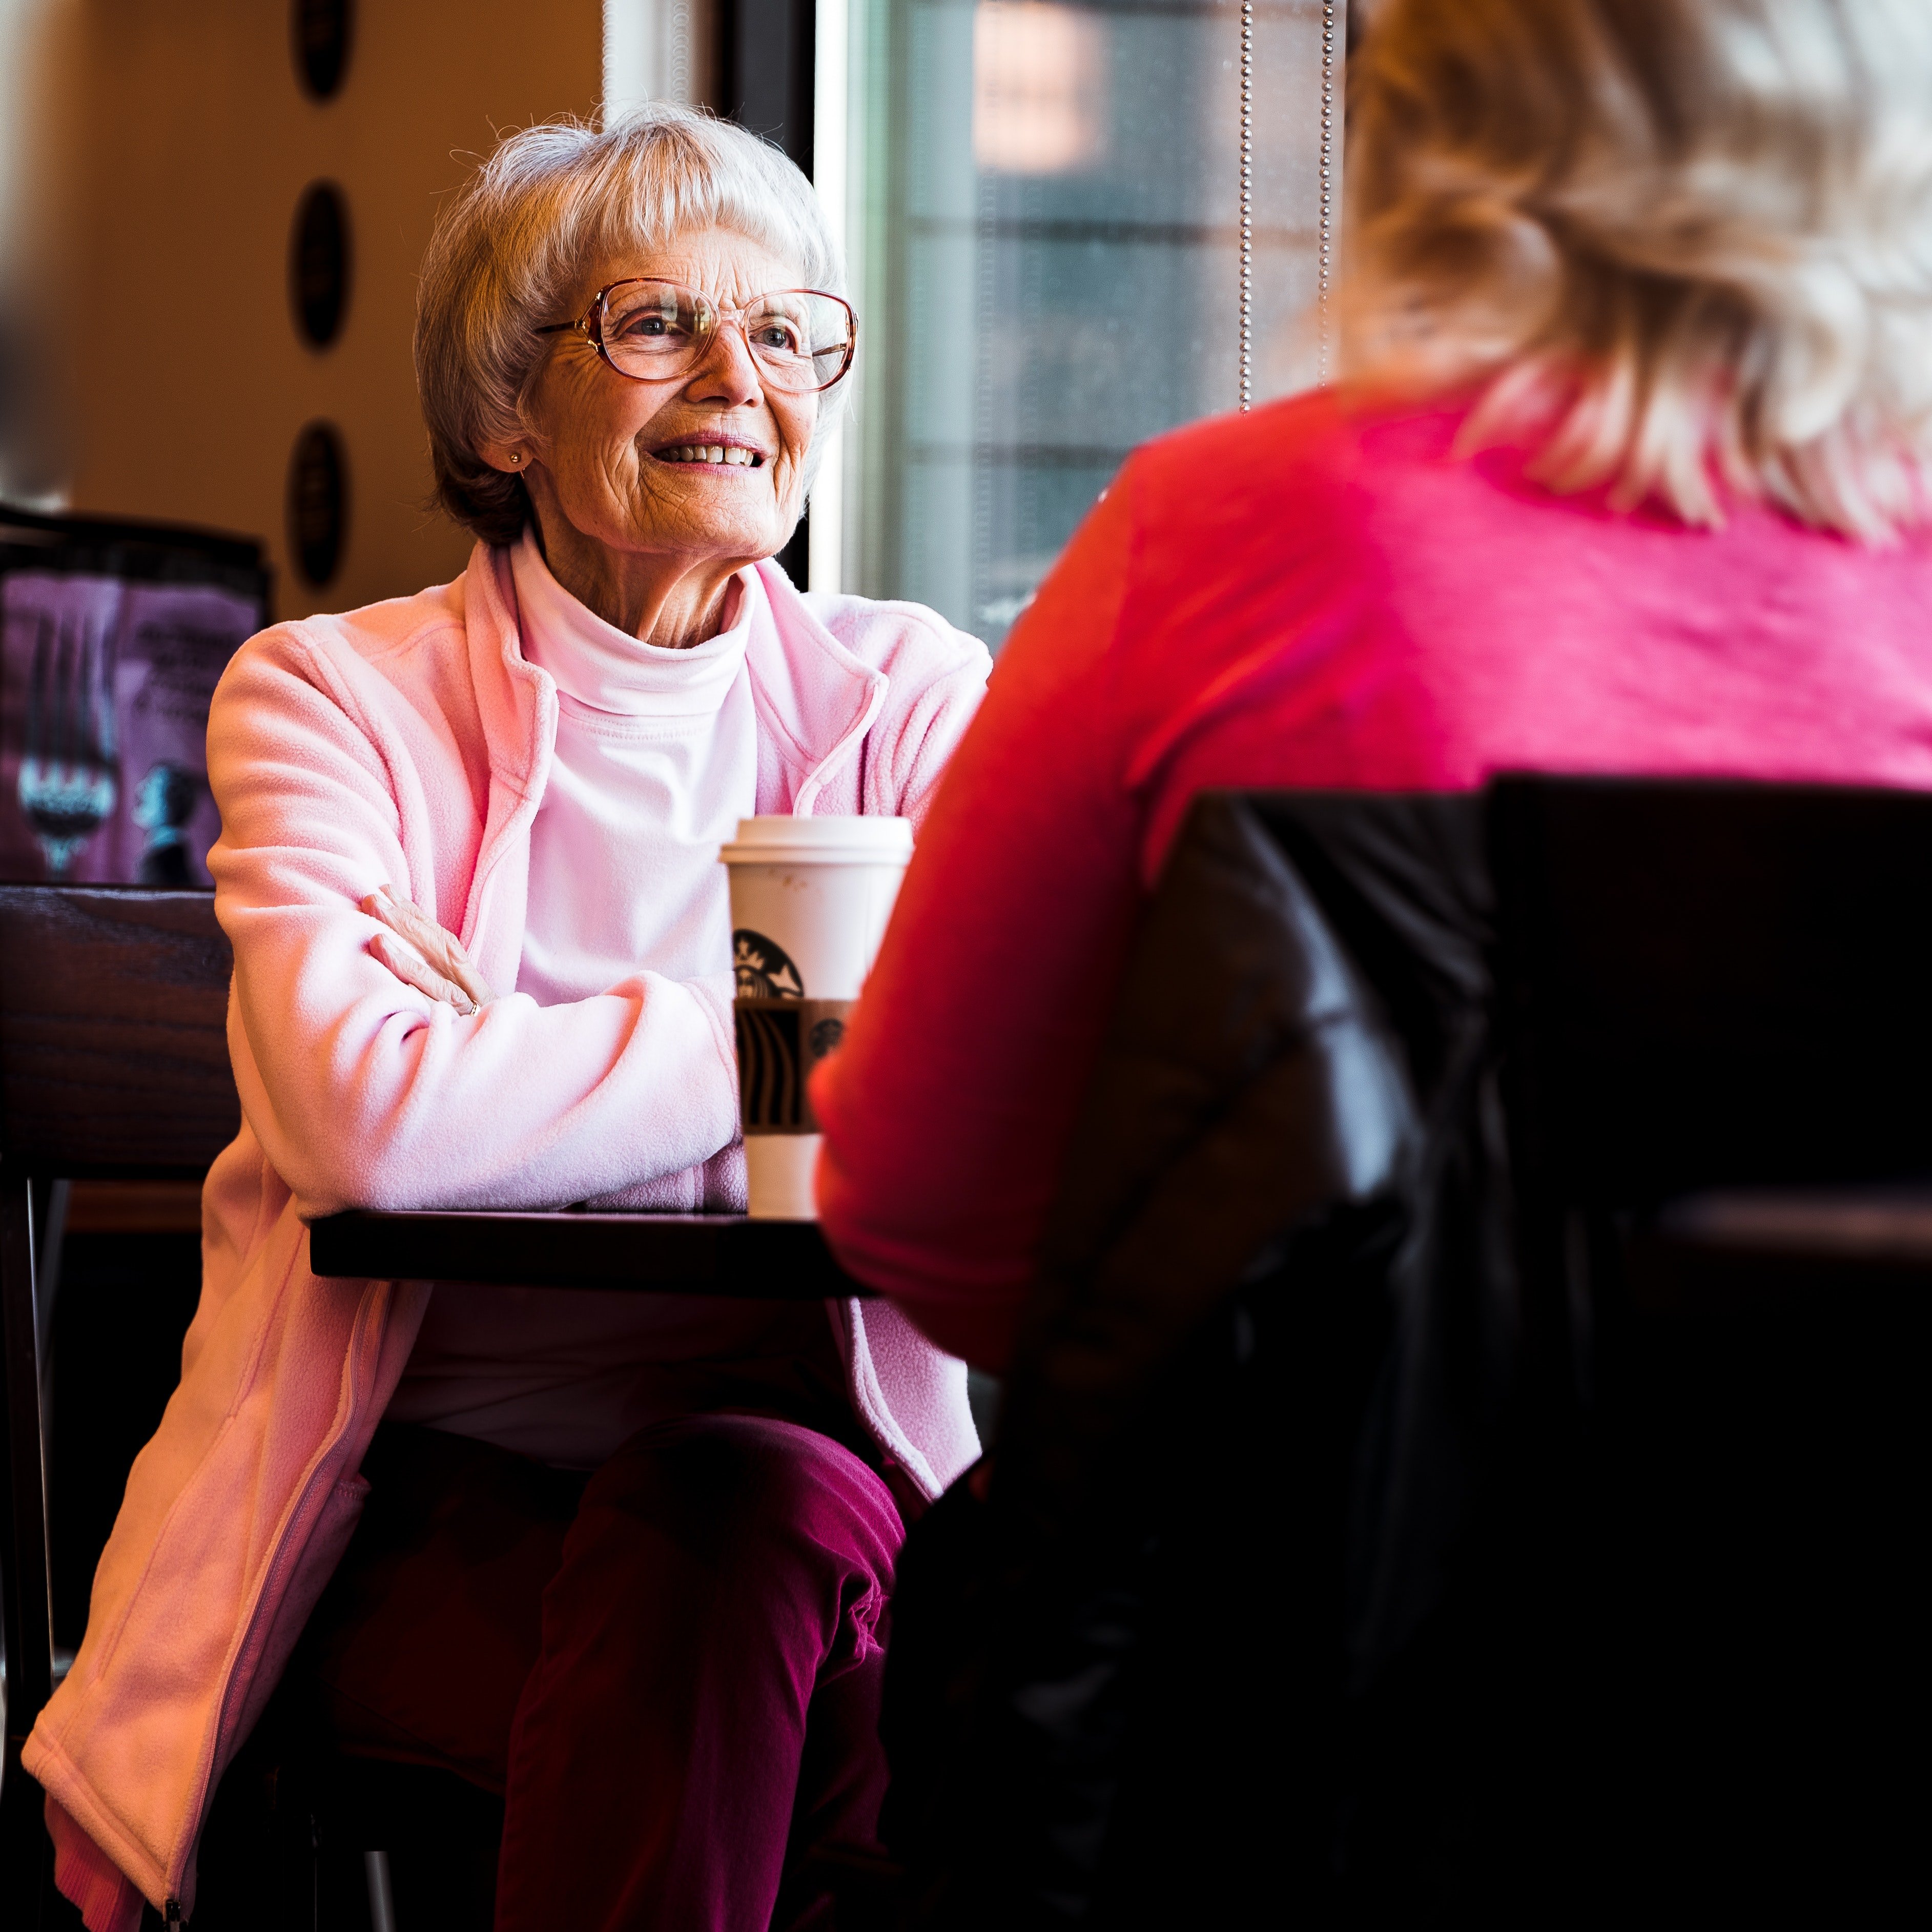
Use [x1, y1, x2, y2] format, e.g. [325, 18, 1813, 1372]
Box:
[720, 815, 914, 1218]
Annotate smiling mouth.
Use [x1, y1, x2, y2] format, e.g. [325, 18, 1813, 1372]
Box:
[653, 444, 766, 467]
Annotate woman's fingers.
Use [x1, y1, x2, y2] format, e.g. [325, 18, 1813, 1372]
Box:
[367, 889, 495, 1006]
[390, 896, 491, 1007]
[439, 938, 495, 1011]
[368, 929, 478, 1015]
[360, 889, 495, 1011]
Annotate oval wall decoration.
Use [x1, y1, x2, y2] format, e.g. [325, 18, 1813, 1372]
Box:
[289, 421, 348, 586]
[290, 181, 352, 348]
[293, 0, 354, 100]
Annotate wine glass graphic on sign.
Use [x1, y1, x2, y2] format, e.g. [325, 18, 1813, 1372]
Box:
[17, 611, 118, 878]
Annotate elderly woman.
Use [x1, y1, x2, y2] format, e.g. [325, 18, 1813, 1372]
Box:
[28, 109, 988, 1931]
[815, 0, 1932, 1353]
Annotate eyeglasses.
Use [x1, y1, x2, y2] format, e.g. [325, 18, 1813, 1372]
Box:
[535, 279, 856, 393]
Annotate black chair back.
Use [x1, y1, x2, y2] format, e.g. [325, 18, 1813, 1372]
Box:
[882, 791, 1452, 1930]
[1492, 774, 1932, 1203]
[1489, 776, 1932, 1921]
[0, 886, 237, 1177]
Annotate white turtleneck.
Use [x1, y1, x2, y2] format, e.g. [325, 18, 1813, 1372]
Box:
[511, 529, 757, 1004]
[387, 535, 836, 1469]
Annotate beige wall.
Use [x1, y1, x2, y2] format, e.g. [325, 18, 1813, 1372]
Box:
[45, 0, 603, 619]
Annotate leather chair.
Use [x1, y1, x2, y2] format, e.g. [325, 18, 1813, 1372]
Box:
[1490, 775, 1932, 1924]
[879, 777, 1932, 1928]
[880, 788, 1452, 1929]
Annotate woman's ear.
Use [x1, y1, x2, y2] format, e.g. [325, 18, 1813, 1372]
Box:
[480, 402, 546, 476]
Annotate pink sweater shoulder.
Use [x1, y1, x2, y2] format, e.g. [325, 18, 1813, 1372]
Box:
[815, 390, 1932, 1366]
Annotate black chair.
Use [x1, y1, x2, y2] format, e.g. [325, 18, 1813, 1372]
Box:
[881, 777, 1932, 1928]
[880, 789, 1460, 1929]
[1489, 775, 1932, 1922]
[1, 887, 239, 1926]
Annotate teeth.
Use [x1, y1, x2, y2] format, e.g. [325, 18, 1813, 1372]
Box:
[659, 444, 762, 466]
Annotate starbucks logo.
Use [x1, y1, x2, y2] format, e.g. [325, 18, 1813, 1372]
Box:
[734, 929, 805, 1000]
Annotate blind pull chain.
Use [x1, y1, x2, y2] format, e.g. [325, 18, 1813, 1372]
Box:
[1239, 0, 1255, 410]
[1319, 0, 1341, 383]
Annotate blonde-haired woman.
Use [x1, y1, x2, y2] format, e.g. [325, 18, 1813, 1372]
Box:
[816, 0, 1932, 1356]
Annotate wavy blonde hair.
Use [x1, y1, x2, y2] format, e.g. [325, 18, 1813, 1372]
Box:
[1340, 0, 1932, 540]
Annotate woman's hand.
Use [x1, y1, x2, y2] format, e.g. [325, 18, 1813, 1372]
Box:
[361, 888, 495, 1016]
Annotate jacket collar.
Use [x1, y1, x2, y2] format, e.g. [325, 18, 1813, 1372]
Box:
[449, 544, 558, 959]
[466, 541, 556, 797]
[452, 542, 886, 953]
[462, 540, 887, 812]
[744, 559, 888, 814]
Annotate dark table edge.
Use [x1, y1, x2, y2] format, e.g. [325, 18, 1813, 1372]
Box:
[306, 1208, 873, 1298]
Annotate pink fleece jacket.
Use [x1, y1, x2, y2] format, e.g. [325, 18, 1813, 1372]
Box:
[24, 544, 991, 1930]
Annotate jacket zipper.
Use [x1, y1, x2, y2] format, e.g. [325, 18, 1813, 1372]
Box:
[166, 1288, 381, 1905]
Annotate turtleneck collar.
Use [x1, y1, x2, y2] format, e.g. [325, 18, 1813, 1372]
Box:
[509, 528, 753, 718]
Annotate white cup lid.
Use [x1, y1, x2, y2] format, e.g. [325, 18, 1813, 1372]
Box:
[720, 814, 914, 865]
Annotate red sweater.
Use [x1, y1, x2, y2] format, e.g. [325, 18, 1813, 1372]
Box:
[812, 391, 1932, 1370]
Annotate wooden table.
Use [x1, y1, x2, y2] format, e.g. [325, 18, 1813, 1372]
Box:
[307, 1208, 869, 1297]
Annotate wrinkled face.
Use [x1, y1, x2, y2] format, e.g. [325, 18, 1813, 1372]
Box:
[520, 226, 820, 568]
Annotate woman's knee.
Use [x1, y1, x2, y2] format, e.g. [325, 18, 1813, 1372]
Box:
[576, 1413, 903, 1590]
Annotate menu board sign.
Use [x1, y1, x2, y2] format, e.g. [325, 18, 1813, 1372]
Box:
[0, 512, 268, 886]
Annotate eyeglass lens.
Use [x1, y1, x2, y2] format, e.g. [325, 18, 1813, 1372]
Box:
[599, 282, 852, 392]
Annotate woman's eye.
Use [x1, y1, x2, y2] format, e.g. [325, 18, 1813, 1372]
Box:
[610, 303, 697, 346]
[752, 324, 801, 353]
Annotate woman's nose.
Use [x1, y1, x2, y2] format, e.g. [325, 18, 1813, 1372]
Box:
[682, 320, 766, 409]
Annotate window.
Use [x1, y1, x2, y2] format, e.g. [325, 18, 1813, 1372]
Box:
[828, 0, 1341, 644]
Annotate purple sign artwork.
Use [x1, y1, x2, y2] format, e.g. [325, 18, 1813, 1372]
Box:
[0, 570, 260, 886]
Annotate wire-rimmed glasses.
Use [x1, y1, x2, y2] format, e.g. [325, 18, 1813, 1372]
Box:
[535, 279, 856, 393]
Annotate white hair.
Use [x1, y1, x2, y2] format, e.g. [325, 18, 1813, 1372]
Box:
[1340, 0, 1932, 541]
[416, 105, 847, 547]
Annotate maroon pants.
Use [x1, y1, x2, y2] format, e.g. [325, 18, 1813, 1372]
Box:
[306, 1415, 905, 1931]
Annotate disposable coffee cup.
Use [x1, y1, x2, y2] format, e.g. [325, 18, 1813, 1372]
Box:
[720, 815, 914, 1219]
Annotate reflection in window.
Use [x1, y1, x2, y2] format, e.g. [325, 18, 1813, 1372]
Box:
[972, 3, 1108, 176]
[840, 0, 1338, 646]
